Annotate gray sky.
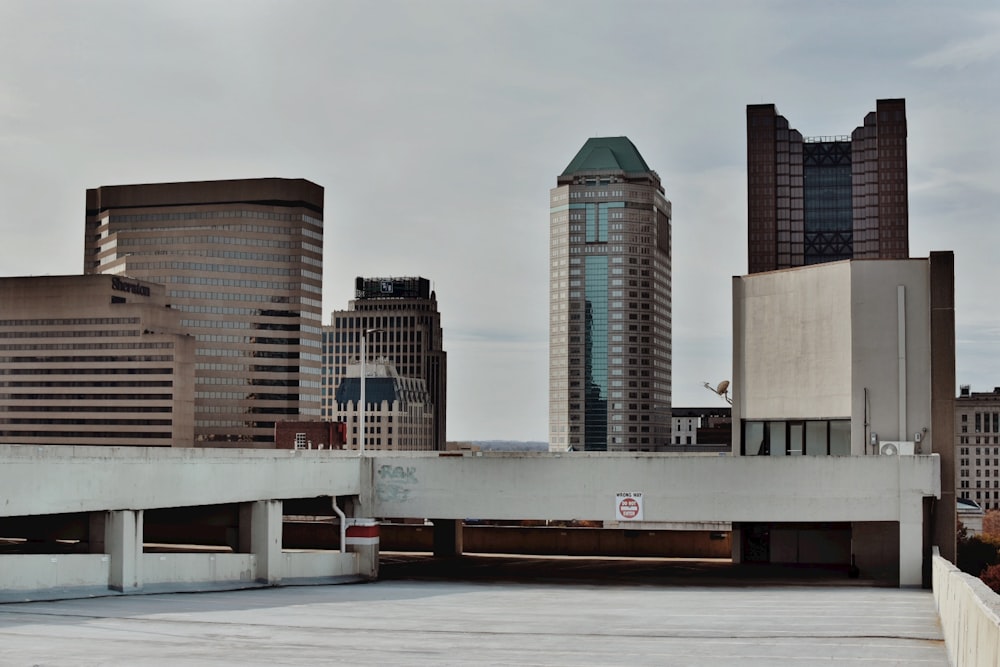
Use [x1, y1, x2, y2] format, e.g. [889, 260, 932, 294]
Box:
[1, 1, 998, 441]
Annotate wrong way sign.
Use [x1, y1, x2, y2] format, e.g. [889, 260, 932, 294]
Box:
[615, 492, 644, 521]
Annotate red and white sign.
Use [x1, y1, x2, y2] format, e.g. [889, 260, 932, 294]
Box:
[615, 492, 644, 521]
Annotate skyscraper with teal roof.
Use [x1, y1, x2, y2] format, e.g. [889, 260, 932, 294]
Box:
[549, 137, 672, 452]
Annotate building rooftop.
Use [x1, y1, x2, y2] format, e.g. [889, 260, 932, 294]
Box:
[0, 570, 947, 665]
[560, 136, 651, 175]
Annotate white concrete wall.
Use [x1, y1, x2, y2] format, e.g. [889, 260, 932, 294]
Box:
[143, 553, 256, 586]
[281, 551, 357, 580]
[0, 554, 110, 592]
[933, 551, 1000, 667]
[849, 260, 933, 452]
[734, 262, 853, 425]
[0, 446, 362, 517]
[365, 453, 938, 523]
[732, 259, 934, 456]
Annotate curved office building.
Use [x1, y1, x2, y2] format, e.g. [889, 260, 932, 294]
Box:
[84, 178, 323, 445]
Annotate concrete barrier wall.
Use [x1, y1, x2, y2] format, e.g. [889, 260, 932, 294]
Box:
[0, 445, 362, 517]
[281, 551, 357, 580]
[367, 453, 939, 523]
[0, 554, 109, 591]
[933, 551, 1000, 667]
[141, 552, 357, 586]
[143, 553, 255, 586]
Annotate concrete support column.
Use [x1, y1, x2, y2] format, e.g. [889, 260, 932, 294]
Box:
[432, 519, 463, 557]
[929, 251, 956, 563]
[251, 500, 282, 585]
[88, 512, 107, 554]
[899, 503, 924, 587]
[346, 518, 380, 580]
[730, 524, 743, 564]
[106, 510, 143, 592]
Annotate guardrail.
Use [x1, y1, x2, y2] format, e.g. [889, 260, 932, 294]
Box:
[932, 548, 1000, 667]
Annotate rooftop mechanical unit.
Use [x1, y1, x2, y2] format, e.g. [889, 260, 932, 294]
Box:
[880, 441, 916, 456]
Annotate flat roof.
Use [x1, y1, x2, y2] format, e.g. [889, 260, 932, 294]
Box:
[0, 568, 946, 665]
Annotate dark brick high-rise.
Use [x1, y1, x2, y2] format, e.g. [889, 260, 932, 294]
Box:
[747, 99, 908, 274]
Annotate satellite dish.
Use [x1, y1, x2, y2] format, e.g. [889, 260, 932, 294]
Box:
[702, 380, 733, 405]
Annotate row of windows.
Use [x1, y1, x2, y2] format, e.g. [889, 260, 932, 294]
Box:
[175, 304, 269, 316]
[1, 367, 171, 376]
[168, 290, 294, 304]
[0, 318, 140, 327]
[2, 393, 173, 401]
[194, 391, 298, 400]
[0, 355, 174, 364]
[958, 447, 1000, 456]
[0, 430, 171, 439]
[105, 221, 303, 239]
[132, 261, 304, 276]
[0, 342, 173, 351]
[0, 405, 171, 413]
[180, 319, 251, 330]
[119, 248, 307, 265]
[743, 419, 851, 456]
[104, 210, 319, 225]
[0, 418, 172, 426]
[0, 380, 172, 388]
[198, 377, 299, 387]
[0, 330, 140, 339]
[155, 276, 300, 291]
[120, 235, 297, 249]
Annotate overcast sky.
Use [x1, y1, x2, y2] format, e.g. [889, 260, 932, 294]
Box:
[1, 1, 998, 441]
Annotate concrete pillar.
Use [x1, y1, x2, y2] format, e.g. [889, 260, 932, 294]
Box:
[929, 251, 956, 563]
[250, 500, 282, 585]
[900, 503, 924, 587]
[730, 524, 743, 564]
[88, 512, 107, 554]
[106, 510, 143, 592]
[432, 519, 463, 557]
[346, 518, 380, 580]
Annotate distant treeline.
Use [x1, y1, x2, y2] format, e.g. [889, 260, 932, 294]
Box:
[473, 441, 548, 451]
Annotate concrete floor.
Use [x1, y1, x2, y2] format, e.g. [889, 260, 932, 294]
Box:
[0, 559, 948, 666]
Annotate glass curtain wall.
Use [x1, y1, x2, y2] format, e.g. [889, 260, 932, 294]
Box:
[583, 256, 608, 450]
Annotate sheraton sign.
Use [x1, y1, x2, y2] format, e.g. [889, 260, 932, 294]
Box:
[111, 277, 150, 297]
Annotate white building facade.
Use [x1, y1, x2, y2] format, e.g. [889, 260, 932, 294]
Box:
[731, 253, 956, 578]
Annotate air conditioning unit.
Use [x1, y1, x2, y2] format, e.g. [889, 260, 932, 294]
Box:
[880, 441, 916, 456]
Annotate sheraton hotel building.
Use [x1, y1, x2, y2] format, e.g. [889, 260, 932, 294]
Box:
[0, 178, 324, 447]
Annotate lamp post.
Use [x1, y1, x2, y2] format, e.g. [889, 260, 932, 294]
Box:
[359, 328, 384, 455]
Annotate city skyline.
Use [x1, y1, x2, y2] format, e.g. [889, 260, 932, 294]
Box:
[1, 2, 998, 441]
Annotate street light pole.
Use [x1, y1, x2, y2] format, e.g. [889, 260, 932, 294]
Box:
[359, 328, 384, 455]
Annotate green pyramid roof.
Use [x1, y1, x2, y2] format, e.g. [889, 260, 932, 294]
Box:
[560, 137, 651, 176]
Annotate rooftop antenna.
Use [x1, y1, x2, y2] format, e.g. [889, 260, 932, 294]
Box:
[702, 380, 732, 405]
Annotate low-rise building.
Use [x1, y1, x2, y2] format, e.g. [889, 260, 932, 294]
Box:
[274, 420, 345, 451]
[670, 407, 732, 452]
[0, 275, 195, 447]
[334, 360, 435, 451]
[955, 385, 1000, 510]
[731, 252, 956, 572]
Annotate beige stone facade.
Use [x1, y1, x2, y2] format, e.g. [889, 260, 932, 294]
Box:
[84, 178, 323, 445]
[333, 360, 435, 451]
[0, 275, 195, 446]
[325, 277, 446, 450]
[955, 386, 1000, 510]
